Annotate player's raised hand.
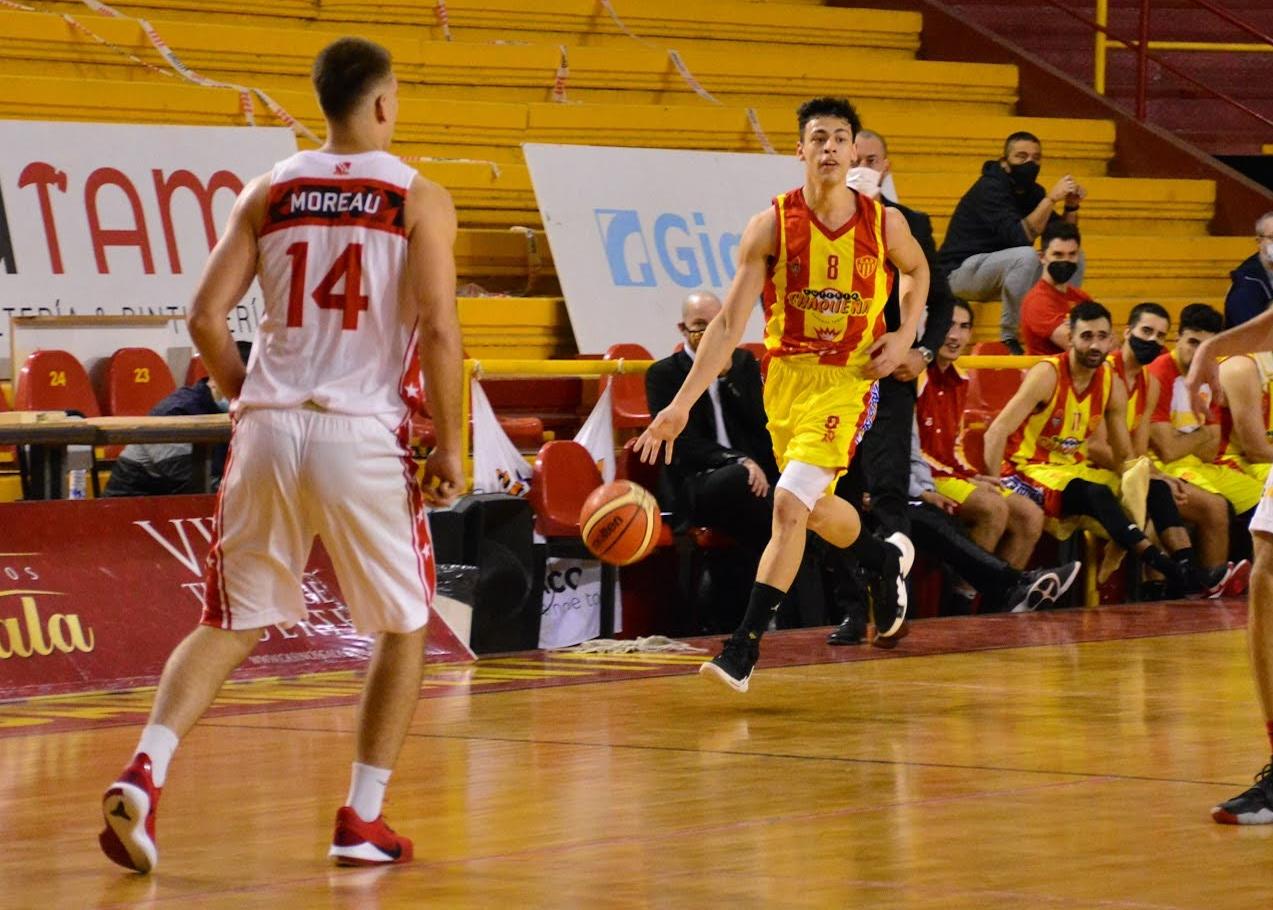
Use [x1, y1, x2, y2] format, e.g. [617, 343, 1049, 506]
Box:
[1184, 338, 1219, 426]
[636, 403, 689, 465]
[865, 330, 912, 379]
[422, 447, 464, 507]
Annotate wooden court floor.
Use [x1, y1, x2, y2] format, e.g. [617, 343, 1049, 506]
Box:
[4, 602, 1273, 909]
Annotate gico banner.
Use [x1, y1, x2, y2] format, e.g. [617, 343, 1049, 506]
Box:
[524, 144, 805, 357]
[0, 121, 297, 375]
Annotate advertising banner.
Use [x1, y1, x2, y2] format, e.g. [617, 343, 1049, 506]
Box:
[524, 143, 806, 357]
[0, 497, 472, 700]
[0, 121, 297, 375]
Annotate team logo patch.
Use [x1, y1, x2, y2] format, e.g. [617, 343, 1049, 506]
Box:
[334, 161, 351, 175]
[788, 257, 803, 275]
[855, 256, 878, 280]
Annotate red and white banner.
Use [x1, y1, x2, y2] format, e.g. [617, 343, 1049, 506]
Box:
[0, 120, 297, 375]
[0, 497, 472, 699]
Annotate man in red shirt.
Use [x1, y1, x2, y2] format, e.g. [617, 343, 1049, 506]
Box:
[1019, 222, 1090, 355]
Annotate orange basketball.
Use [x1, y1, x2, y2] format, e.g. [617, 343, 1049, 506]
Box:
[579, 480, 662, 566]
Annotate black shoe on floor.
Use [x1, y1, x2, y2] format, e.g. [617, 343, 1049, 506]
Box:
[1005, 560, 1083, 613]
[827, 615, 866, 646]
[698, 633, 760, 693]
[869, 532, 913, 647]
[1212, 760, 1273, 825]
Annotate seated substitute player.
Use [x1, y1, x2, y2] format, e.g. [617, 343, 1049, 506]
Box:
[1217, 349, 1273, 484]
[637, 96, 931, 692]
[97, 38, 465, 873]
[1148, 303, 1262, 545]
[913, 300, 1046, 570]
[983, 301, 1230, 597]
[1088, 303, 1239, 586]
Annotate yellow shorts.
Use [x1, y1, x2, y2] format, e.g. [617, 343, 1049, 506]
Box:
[934, 475, 1012, 505]
[764, 357, 878, 477]
[1219, 457, 1272, 486]
[1157, 455, 1262, 514]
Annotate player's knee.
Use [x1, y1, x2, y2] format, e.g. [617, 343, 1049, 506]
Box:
[1012, 495, 1045, 537]
[772, 487, 812, 538]
[964, 490, 1007, 535]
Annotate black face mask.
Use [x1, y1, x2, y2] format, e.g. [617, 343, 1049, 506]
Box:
[1047, 260, 1079, 285]
[1007, 160, 1040, 191]
[1128, 335, 1164, 366]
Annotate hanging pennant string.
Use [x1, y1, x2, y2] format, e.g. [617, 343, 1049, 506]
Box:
[666, 49, 718, 104]
[745, 108, 776, 154]
[434, 1, 453, 41]
[551, 45, 569, 103]
[399, 154, 503, 179]
[0, 0, 38, 11]
[58, 12, 176, 79]
[508, 226, 541, 296]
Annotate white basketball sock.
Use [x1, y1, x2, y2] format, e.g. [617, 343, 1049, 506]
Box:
[347, 762, 392, 823]
[135, 724, 179, 788]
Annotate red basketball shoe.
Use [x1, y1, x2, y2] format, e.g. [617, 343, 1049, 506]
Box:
[99, 753, 162, 873]
[328, 806, 414, 866]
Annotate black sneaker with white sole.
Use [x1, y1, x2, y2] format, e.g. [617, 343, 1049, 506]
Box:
[869, 532, 913, 648]
[699, 633, 760, 693]
[1006, 560, 1082, 613]
[1212, 760, 1273, 825]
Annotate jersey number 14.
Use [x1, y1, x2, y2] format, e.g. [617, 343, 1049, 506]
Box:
[285, 242, 369, 330]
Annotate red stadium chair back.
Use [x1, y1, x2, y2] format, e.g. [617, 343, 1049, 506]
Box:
[15, 350, 100, 416]
[104, 348, 176, 416]
[601, 343, 652, 429]
[185, 354, 209, 385]
[739, 342, 767, 362]
[529, 440, 602, 537]
[966, 341, 1023, 413]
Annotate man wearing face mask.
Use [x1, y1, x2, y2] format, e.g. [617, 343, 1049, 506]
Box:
[940, 131, 1085, 355]
[644, 291, 779, 630]
[104, 341, 252, 497]
[1223, 211, 1273, 329]
[1020, 222, 1089, 355]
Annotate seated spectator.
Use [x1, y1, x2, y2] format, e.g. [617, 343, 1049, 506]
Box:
[1223, 210, 1273, 328]
[983, 301, 1232, 597]
[1019, 222, 1090, 355]
[1147, 304, 1262, 535]
[940, 131, 1086, 354]
[914, 300, 1046, 570]
[645, 291, 779, 631]
[104, 342, 250, 497]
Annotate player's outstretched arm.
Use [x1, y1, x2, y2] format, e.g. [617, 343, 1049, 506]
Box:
[405, 175, 464, 505]
[870, 207, 929, 379]
[982, 361, 1058, 476]
[635, 208, 774, 465]
[187, 174, 268, 401]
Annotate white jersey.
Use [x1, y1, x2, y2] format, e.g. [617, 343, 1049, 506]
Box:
[238, 149, 421, 426]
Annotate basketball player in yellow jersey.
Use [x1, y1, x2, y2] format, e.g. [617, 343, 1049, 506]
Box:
[1188, 299, 1273, 823]
[636, 97, 929, 692]
[984, 301, 1232, 598]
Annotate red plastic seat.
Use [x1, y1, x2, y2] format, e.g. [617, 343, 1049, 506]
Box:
[617, 438, 673, 547]
[15, 350, 100, 416]
[529, 440, 602, 537]
[967, 341, 1023, 412]
[739, 342, 767, 362]
[103, 348, 176, 417]
[185, 354, 209, 385]
[601, 343, 652, 430]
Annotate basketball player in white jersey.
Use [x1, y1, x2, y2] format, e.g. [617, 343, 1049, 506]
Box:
[98, 38, 463, 872]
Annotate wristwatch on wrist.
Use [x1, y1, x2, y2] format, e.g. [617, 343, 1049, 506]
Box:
[917, 346, 935, 364]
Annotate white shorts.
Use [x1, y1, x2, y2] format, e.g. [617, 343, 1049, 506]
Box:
[201, 407, 434, 634]
[1252, 465, 1273, 537]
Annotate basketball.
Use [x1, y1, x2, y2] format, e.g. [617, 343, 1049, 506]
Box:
[579, 480, 662, 566]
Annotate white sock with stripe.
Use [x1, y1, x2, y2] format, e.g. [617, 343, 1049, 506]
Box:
[135, 724, 179, 788]
[347, 762, 392, 823]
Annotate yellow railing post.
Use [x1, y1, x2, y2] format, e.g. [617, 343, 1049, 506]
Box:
[461, 358, 475, 488]
[1094, 0, 1109, 94]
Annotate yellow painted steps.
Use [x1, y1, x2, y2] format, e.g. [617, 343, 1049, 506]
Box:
[35, 0, 923, 58]
[0, 11, 1012, 115]
[459, 297, 574, 359]
[0, 77, 1116, 178]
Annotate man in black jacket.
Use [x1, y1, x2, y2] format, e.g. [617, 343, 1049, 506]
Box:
[939, 131, 1085, 354]
[645, 291, 779, 629]
[1224, 210, 1273, 328]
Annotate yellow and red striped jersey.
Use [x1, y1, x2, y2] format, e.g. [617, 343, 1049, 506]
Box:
[761, 187, 893, 372]
[1005, 355, 1113, 469]
[1219, 352, 1273, 466]
[1109, 348, 1149, 433]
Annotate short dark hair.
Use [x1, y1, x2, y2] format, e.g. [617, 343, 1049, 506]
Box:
[796, 97, 861, 141]
[1003, 130, 1042, 158]
[1069, 299, 1111, 330]
[1041, 220, 1081, 252]
[1179, 303, 1223, 335]
[312, 37, 393, 121]
[951, 299, 974, 326]
[1128, 302, 1170, 330]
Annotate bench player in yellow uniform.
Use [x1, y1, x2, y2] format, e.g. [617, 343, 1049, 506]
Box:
[636, 97, 929, 692]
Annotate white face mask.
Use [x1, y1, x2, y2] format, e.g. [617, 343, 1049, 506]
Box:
[1262, 240, 1273, 262]
[846, 166, 882, 199]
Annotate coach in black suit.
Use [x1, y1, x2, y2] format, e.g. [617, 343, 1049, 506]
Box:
[646, 291, 779, 629]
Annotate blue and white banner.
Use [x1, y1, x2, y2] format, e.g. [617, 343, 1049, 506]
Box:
[524, 144, 805, 357]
